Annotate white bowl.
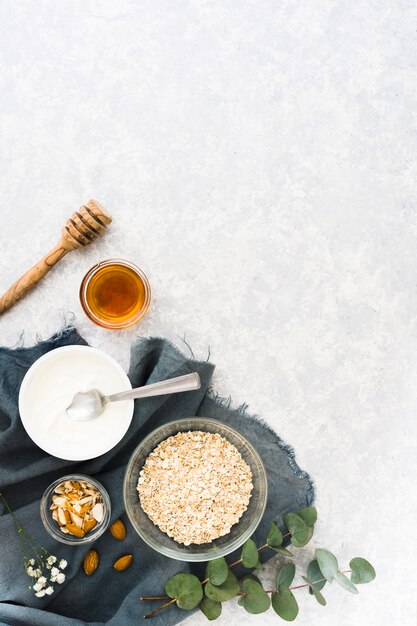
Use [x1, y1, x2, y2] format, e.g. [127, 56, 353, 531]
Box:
[19, 345, 134, 461]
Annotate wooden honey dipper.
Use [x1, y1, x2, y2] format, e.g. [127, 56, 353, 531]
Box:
[0, 199, 112, 315]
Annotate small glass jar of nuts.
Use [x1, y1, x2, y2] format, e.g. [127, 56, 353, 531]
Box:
[40, 475, 111, 545]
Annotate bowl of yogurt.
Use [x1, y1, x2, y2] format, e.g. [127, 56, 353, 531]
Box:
[18, 345, 134, 461]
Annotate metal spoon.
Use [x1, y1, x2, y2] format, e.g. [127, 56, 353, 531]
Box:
[66, 372, 201, 422]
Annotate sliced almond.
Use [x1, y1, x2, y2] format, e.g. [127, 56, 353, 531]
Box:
[66, 523, 85, 538]
[83, 518, 97, 533]
[79, 496, 93, 505]
[92, 503, 104, 523]
[52, 496, 67, 506]
[58, 507, 68, 526]
[70, 511, 84, 528]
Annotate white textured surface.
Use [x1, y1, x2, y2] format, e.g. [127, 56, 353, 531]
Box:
[0, 2, 416, 625]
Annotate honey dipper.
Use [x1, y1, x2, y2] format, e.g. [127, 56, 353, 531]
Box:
[0, 199, 112, 315]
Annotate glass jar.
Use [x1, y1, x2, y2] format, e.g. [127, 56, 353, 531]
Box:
[79, 258, 151, 329]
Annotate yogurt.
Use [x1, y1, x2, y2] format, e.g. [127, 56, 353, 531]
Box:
[18, 346, 134, 461]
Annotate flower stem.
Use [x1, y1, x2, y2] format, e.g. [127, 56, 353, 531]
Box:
[0, 492, 23, 530]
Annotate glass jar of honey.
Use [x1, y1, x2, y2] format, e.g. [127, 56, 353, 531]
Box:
[79, 259, 151, 329]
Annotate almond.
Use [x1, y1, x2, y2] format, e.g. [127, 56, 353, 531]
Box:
[66, 523, 85, 538]
[83, 549, 99, 576]
[114, 554, 133, 572]
[57, 507, 68, 526]
[69, 511, 84, 528]
[92, 503, 104, 523]
[109, 519, 126, 541]
[83, 518, 97, 533]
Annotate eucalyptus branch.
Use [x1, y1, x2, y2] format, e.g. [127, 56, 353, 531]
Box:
[140, 506, 376, 621]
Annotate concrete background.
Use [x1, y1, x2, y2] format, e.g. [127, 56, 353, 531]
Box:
[1, 1, 416, 624]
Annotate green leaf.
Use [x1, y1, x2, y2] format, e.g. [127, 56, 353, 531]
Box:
[206, 557, 228, 586]
[283, 513, 308, 544]
[165, 574, 203, 610]
[302, 576, 326, 606]
[267, 521, 283, 548]
[315, 548, 339, 582]
[276, 563, 296, 587]
[334, 572, 358, 594]
[295, 507, 317, 527]
[240, 578, 271, 614]
[205, 571, 239, 602]
[307, 560, 326, 592]
[271, 546, 294, 557]
[291, 525, 314, 548]
[241, 539, 260, 568]
[200, 597, 222, 620]
[350, 558, 376, 584]
[271, 584, 299, 621]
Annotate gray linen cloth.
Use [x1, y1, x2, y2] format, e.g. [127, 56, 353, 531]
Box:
[0, 327, 314, 626]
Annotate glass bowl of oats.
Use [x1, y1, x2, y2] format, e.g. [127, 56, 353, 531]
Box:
[123, 418, 268, 561]
[40, 475, 111, 545]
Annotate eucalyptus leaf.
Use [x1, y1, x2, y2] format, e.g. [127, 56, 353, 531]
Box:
[200, 597, 222, 620]
[307, 560, 326, 592]
[241, 539, 260, 568]
[240, 578, 271, 614]
[205, 571, 239, 602]
[271, 546, 294, 557]
[165, 573, 203, 610]
[267, 521, 283, 548]
[291, 525, 314, 548]
[302, 576, 326, 606]
[206, 557, 228, 586]
[334, 572, 358, 594]
[315, 548, 339, 582]
[276, 563, 296, 587]
[241, 574, 260, 584]
[350, 558, 376, 584]
[283, 513, 309, 544]
[271, 584, 299, 621]
[295, 507, 317, 527]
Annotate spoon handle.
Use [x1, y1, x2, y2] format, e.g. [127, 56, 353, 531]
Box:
[106, 372, 201, 403]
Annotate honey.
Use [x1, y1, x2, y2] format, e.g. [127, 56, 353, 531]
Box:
[80, 259, 151, 329]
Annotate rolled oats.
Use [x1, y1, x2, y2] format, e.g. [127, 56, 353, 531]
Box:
[137, 431, 253, 545]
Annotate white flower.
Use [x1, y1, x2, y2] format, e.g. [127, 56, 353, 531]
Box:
[51, 567, 59, 577]
[28, 558, 35, 566]
[37, 576, 47, 585]
[59, 559, 67, 570]
[47, 555, 57, 565]
[26, 566, 36, 577]
[34, 568, 42, 578]
[45, 586, 54, 595]
[35, 589, 46, 598]
[56, 572, 65, 584]
[33, 582, 43, 592]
